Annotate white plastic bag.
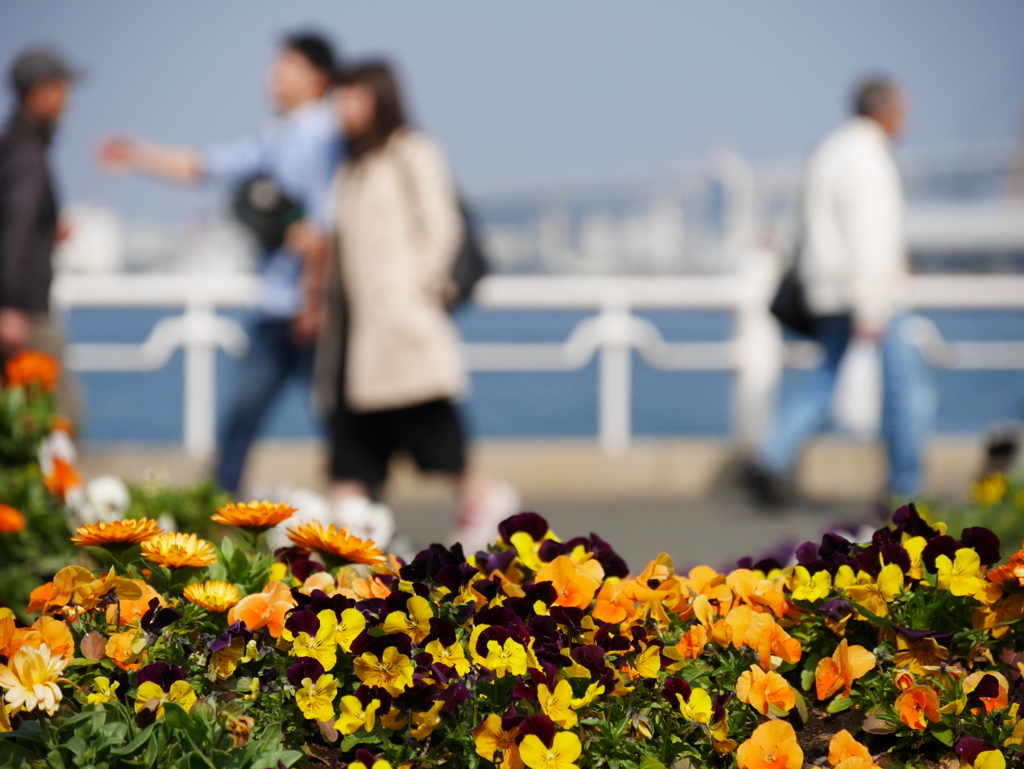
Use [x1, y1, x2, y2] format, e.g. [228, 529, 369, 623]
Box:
[832, 339, 883, 440]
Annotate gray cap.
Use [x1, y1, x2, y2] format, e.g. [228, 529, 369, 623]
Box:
[10, 48, 83, 97]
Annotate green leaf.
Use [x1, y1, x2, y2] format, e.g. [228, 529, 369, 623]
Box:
[931, 726, 954, 747]
[162, 703, 207, 746]
[638, 759, 668, 769]
[792, 689, 810, 724]
[826, 696, 853, 713]
[111, 724, 156, 757]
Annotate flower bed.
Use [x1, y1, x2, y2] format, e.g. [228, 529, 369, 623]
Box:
[4, 354, 1024, 769]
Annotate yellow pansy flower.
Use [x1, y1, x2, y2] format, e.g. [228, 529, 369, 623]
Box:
[353, 646, 415, 695]
[520, 731, 582, 769]
[473, 713, 522, 769]
[336, 694, 380, 736]
[483, 638, 528, 679]
[634, 644, 661, 679]
[293, 609, 339, 672]
[382, 596, 433, 643]
[538, 679, 578, 728]
[936, 548, 982, 597]
[295, 673, 337, 721]
[134, 680, 196, 717]
[789, 566, 832, 602]
[337, 608, 366, 652]
[86, 676, 119, 705]
[679, 687, 714, 724]
[424, 639, 471, 676]
[903, 536, 927, 580]
[837, 563, 903, 618]
[570, 682, 605, 710]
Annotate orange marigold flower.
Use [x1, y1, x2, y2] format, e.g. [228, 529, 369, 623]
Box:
[286, 520, 384, 566]
[211, 500, 296, 533]
[816, 639, 876, 700]
[227, 581, 296, 638]
[737, 720, 803, 769]
[0, 504, 26, 534]
[44, 457, 80, 501]
[4, 351, 58, 391]
[894, 685, 941, 730]
[140, 532, 217, 569]
[183, 580, 241, 613]
[71, 518, 163, 548]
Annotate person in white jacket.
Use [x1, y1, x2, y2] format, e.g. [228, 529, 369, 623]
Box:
[748, 77, 936, 504]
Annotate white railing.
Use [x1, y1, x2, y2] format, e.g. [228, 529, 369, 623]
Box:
[53, 260, 1024, 459]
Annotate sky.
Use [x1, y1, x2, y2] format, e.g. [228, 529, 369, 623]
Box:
[3, 1, 1023, 224]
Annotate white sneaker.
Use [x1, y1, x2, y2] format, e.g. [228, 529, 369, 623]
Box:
[453, 481, 521, 554]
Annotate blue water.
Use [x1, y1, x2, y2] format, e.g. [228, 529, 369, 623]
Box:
[67, 307, 1024, 443]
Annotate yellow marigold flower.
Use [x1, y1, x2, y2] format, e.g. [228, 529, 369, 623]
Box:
[183, 580, 241, 612]
[140, 532, 217, 569]
[382, 595, 433, 643]
[483, 638, 528, 679]
[936, 548, 982, 597]
[211, 500, 296, 533]
[295, 673, 337, 721]
[0, 644, 68, 715]
[538, 679, 577, 728]
[974, 474, 1008, 506]
[353, 646, 415, 695]
[86, 676, 119, 705]
[72, 518, 163, 549]
[135, 680, 196, 717]
[473, 713, 522, 769]
[0, 504, 26, 534]
[520, 730, 582, 769]
[285, 520, 384, 566]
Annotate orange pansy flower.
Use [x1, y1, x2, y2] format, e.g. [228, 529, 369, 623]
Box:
[964, 671, 1009, 713]
[736, 664, 795, 715]
[105, 630, 146, 671]
[673, 624, 709, 661]
[0, 504, 26, 534]
[816, 639, 876, 700]
[534, 555, 605, 609]
[227, 581, 296, 638]
[744, 612, 801, 670]
[106, 582, 163, 627]
[737, 720, 804, 769]
[894, 685, 941, 730]
[828, 730, 873, 767]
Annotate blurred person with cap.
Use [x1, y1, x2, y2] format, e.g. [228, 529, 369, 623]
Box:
[0, 47, 82, 417]
[317, 61, 519, 551]
[98, 32, 342, 495]
[746, 76, 936, 505]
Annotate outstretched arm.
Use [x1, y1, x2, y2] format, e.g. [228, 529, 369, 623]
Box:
[97, 136, 204, 184]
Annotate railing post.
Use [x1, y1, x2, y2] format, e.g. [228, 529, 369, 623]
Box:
[732, 251, 784, 452]
[182, 302, 218, 460]
[598, 300, 633, 455]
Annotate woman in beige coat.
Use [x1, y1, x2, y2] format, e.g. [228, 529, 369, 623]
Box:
[316, 62, 517, 551]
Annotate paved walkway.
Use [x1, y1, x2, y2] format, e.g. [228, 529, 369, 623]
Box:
[390, 494, 872, 574]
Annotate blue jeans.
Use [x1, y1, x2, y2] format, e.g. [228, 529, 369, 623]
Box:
[214, 318, 314, 493]
[758, 313, 936, 497]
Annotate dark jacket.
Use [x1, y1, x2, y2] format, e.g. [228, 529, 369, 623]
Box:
[0, 115, 59, 313]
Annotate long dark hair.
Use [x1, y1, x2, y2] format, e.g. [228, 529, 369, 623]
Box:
[338, 61, 408, 161]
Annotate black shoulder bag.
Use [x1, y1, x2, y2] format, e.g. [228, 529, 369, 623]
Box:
[769, 201, 815, 336]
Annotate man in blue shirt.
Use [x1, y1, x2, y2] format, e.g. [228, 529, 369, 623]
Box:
[98, 33, 341, 493]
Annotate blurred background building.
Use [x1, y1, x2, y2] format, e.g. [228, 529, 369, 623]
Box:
[4, 1, 1024, 566]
